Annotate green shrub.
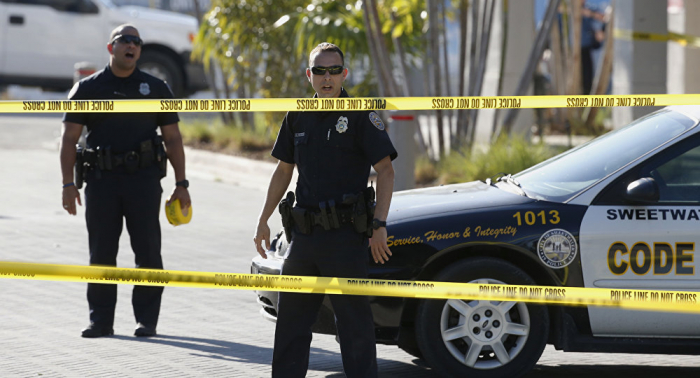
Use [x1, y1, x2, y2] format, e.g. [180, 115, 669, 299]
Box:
[415, 155, 440, 186]
[435, 136, 566, 185]
[179, 114, 278, 153]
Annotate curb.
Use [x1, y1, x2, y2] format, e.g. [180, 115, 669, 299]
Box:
[184, 147, 287, 192]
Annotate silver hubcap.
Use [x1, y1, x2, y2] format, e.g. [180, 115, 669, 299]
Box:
[440, 278, 530, 370]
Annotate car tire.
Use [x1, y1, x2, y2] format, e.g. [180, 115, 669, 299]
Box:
[138, 50, 184, 98]
[415, 257, 549, 378]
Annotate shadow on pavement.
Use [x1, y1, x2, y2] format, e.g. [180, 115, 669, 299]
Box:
[114, 334, 438, 376]
[114, 334, 273, 366]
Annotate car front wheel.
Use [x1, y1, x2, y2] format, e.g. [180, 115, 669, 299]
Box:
[415, 257, 549, 378]
[138, 50, 185, 98]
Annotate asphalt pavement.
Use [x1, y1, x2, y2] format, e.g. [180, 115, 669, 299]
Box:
[0, 114, 436, 377]
[2, 114, 700, 377]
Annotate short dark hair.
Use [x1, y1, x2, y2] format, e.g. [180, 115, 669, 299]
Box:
[309, 42, 344, 67]
[110, 24, 139, 43]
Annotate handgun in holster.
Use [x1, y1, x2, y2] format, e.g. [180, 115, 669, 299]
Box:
[346, 191, 369, 237]
[74, 145, 85, 189]
[94, 146, 112, 178]
[139, 139, 154, 169]
[279, 191, 296, 243]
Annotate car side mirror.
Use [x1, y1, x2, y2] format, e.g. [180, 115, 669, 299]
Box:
[626, 177, 659, 203]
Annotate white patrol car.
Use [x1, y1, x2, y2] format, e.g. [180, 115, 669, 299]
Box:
[252, 105, 700, 377]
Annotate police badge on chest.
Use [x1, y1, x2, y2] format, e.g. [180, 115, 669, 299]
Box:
[336, 116, 348, 133]
[139, 82, 150, 96]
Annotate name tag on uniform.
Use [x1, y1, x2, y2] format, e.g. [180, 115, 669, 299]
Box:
[295, 132, 305, 137]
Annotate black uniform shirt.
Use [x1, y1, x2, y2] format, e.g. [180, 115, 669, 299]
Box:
[272, 88, 398, 208]
[63, 65, 179, 152]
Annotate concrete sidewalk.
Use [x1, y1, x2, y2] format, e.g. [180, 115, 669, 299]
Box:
[0, 115, 435, 378]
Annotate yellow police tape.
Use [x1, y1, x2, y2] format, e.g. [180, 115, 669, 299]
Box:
[2, 261, 700, 314]
[614, 28, 700, 49]
[0, 94, 693, 113]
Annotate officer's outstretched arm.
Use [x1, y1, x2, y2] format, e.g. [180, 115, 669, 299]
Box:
[371, 156, 395, 264]
[60, 122, 83, 215]
[254, 160, 295, 258]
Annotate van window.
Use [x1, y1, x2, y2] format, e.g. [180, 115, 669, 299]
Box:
[9, 0, 99, 14]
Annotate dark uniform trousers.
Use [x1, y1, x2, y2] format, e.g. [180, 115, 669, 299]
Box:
[272, 224, 378, 378]
[84, 169, 163, 328]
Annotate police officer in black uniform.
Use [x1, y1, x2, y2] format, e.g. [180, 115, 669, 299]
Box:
[254, 42, 397, 378]
[60, 24, 191, 338]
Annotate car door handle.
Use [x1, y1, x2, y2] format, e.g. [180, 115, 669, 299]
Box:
[9, 15, 24, 25]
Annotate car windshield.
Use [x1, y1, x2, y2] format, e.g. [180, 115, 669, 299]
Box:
[97, 0, 115, 8]
[511, 110, 697, 202]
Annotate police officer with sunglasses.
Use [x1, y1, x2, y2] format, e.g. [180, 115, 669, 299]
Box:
[60, 24, 191, 338]
[254, 42, 397, 377]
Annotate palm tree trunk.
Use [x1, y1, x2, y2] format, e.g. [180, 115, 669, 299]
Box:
[362, 2, 387, 97]
[463, 0, 481, 146]
[492, 0, 510, 137]
[500, 0, 561, 136]
[549, 13, 566, 132]
[192, 0, 231, 124]
[440, 0, 455, 147]
[428, 0, 445, 158]
[422, 38, 434, 160]
[390, 11, 411, 97]
[584, 5, 614, 132]
[457, 0, 470, 144]
[366, 0, 399, 97]
[468, 0, 496, 148]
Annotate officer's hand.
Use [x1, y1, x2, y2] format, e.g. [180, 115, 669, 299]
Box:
[369, 227, 392, 264]
[62, 186, 82, 215]
[254, 222, 270, 259]
[168, 186, 191, 210]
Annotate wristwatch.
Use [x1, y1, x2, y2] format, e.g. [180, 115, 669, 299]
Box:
[371, 218, 387, 230]
[175, 179, 189, 189]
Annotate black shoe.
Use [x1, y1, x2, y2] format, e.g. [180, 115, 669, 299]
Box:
[134, 323, 157, 337]
[81, 324, 114, 338]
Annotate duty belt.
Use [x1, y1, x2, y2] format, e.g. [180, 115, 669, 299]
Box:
[103, 151, 142, 169]
[84, 148, 153, 173]
[291, 204, 355, 233]
[76, 136, 167, 184]
[279, 188, 375, 240]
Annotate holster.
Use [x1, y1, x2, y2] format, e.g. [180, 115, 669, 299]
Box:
[364, 186, 376, 238]
[74, 145, 85, 189]
[291, 207, 312, 235]
[123, 150, 140, 174]
[153, 135, 167, 178]
[278, 191, 295, 243]
[342, 186, 376, 237]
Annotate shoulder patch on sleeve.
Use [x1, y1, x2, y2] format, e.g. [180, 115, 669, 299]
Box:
[68, 82, 80, 100]
[369, 111, 385, 130]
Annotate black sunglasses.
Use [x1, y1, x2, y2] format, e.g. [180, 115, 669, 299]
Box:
[111, 34, 143, 46]
[310, 65, 344, 75]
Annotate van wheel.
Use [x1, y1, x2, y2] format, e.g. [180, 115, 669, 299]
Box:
[415, 257, 549, 378]
[138, 50, 184, 97]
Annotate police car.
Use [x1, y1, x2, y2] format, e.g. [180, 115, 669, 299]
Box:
[251, 105, 700, 377]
